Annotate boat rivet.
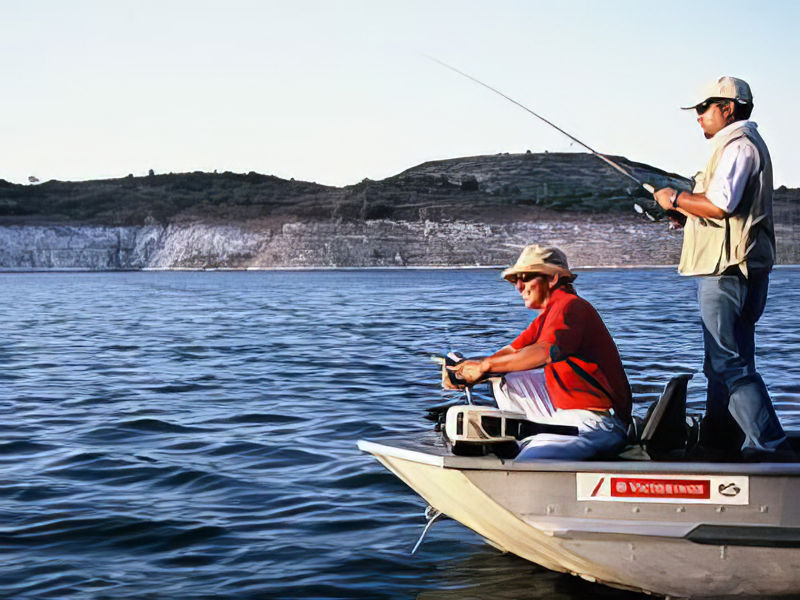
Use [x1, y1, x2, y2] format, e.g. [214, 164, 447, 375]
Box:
[584, 506, 591, 514]
[677, 506, 685, 513]
[546, 504, 556, 514]
[760, 505, 769, 513]
[632, 506, 640, 513]
[716, 506, 725, 513]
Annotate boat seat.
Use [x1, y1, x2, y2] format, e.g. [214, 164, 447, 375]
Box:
[639, 374, 693, 460]
[786, 431, 800, 455]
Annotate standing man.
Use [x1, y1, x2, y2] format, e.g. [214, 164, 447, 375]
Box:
[654, 76, 788, 459]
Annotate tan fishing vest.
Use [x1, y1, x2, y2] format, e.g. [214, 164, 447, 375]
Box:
[678, 121, 775, 278]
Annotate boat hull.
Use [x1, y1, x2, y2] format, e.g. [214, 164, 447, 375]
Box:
[359, 439, 800, 598]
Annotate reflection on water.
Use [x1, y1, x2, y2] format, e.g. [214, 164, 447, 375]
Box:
[0, 268, 798, 598]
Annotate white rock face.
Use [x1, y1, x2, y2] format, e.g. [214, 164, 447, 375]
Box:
[145, 224, 269, 268]
[0, 224, 267, 270]
[0, 218, 686, 270]
[0, 225, 160, 270]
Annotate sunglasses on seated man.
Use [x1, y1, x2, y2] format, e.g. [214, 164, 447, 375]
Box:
[507, 272, 547, 284]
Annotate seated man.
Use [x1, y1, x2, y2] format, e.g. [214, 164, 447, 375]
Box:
[446, 244, 632, 460]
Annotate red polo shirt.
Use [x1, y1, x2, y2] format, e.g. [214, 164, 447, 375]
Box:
[510, 288, 632, 424]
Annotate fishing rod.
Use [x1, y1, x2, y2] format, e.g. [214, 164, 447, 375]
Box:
[426, 56, 657, 197]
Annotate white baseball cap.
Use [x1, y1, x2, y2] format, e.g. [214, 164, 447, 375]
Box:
[681, 76, 753, 110]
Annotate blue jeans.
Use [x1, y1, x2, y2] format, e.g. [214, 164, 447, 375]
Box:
[697, 269, 786, 453]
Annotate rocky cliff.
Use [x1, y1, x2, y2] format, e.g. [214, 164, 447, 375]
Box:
[1, 153, 797, 270]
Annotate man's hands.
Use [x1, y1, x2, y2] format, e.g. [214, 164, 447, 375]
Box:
[441, 359, 486, 389]
[654, 187, 726, 221]
[654, 187, 677, 212]
[452, 360, 485, 384]
[654, 187, 686, 229]
[440, 344, 550, 389]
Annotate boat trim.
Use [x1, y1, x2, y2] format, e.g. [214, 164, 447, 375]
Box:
[522, 515, 697, 540]
[687, 524, 800, 547]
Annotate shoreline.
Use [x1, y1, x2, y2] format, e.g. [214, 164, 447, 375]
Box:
[2, 264, 799, 274]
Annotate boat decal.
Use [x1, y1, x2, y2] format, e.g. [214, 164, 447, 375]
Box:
[577, 473, 749, 504]
[590, 476, 605, 497]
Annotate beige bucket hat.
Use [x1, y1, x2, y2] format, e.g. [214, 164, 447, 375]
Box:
[501, 244, 575, 282]
[681, 76, 753, 110]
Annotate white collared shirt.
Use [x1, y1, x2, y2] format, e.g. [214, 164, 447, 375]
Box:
[705, 120, 760, 214]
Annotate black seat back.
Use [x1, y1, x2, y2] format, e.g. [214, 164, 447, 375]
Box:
[640, 374, 693, 459]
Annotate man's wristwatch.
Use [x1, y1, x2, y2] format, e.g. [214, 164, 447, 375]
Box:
[670, 190, 681, 209]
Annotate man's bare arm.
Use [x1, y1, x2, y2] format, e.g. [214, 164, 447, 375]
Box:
[449, 342, 554, 386]
[654, 187, 726, 219]
[480, 342, 552, 373]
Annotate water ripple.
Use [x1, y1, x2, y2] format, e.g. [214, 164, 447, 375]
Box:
[0, 269, 798, 598]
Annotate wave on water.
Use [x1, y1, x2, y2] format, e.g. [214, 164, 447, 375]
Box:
[1, 268, 798, 598]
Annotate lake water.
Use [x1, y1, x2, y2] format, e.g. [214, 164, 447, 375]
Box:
[2, 268, 799, 599]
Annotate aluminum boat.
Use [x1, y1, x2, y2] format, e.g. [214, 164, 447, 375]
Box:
[358, 373, 800, 599]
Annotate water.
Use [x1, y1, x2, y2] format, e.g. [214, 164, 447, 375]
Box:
[1, 268, 799, 599]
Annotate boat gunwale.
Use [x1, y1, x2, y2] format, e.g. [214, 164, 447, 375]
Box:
[357, 439, 800, 475]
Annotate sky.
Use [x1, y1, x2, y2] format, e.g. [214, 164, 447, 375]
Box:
[2, 0, 799, 188]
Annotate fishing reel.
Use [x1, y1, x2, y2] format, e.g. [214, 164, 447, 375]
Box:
[634, 200, 688, 227]
[633, 182, 690, 228]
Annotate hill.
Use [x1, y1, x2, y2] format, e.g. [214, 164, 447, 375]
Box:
[0, 152, 797, 270]
[0, 152, 688, 226]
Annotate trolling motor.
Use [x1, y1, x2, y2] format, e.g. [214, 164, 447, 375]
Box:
[429, 352, 578, 459]
[445, 405, 579, 458]
[425, 351, 475, 421]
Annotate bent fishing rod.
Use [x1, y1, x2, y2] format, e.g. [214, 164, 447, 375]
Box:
[426, 56, 657, 198]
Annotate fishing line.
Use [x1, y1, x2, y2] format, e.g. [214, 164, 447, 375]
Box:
[425, 55, 657, 197]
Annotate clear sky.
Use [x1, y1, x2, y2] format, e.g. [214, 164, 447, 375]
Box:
[2, 0, 799, 188]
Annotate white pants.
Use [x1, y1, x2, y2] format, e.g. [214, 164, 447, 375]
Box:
[492, 369, 628, 461]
